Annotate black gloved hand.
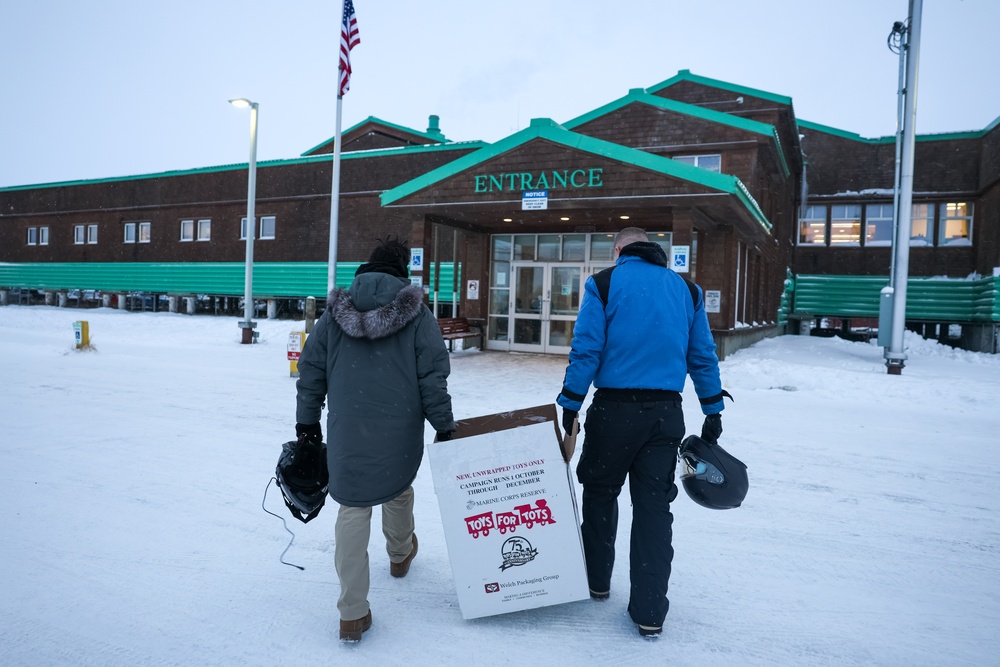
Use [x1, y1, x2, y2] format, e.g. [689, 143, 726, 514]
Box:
[701, 414, 723, 445]
[295, 422, 323, 446]
[562, 409, 579, 435]
[436, 430, 455, 442]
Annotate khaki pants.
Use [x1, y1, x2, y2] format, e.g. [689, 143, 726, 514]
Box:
[334, 486, 415, 621]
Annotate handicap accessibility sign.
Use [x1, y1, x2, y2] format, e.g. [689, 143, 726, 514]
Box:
[671, 245, 689, 273]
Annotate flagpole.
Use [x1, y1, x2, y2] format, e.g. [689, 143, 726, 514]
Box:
[328, 92, 343, 293]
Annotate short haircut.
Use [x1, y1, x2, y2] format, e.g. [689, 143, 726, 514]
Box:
[614, 227, 648, 249]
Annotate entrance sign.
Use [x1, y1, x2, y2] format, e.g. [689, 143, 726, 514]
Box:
[467, 279, 480, 300]
[522, 190, 548, 211]
[475, 168, 603, 194]
[671, 245, 690, 273]
[410, 248, 424, 272]
[705, 289, 721, 313]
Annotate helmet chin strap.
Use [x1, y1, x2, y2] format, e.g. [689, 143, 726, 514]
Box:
[261, 477, 305, 571]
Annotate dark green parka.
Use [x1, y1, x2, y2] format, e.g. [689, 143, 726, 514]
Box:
[295, 271, 455, 507]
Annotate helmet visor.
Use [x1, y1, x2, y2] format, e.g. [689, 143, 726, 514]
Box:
[681, 455, 725, 485]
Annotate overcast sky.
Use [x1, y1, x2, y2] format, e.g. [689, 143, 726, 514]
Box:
[1, 0, 998, 189]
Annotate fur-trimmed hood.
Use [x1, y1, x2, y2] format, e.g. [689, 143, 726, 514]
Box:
[327, 273, 425, 340]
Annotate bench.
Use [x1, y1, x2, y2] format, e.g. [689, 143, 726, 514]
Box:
[438, 317, 483, 352]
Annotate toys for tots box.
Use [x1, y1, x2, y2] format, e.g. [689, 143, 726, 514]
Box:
[428, 404, 589, 620]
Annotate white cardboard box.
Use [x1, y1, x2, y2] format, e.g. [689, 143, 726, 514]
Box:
[428, 404, 589, 620]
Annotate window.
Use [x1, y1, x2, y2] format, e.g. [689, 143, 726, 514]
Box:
[674, 154, 722, 172]
[938, 202, 972, 246]
[798, 206, 826, 245]
[242, 216, 276, 241]
[74, 225, 85, 244]
[87, 224, 98, 244]
[260, 215, 276, 240]
[139, 222, 151, 243]
[829, 205, 861, 245]
[39, 227, 48, 245]
[910, 203, 933, 246]
[27, 227, 37, 245]
[865, 204, 894, 246]
[180, 219, 194, 241]
[197, 219, 211, 241]
[124, 223, 136, 243]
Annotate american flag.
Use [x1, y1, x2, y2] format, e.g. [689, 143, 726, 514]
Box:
[339, 0, 360, 97]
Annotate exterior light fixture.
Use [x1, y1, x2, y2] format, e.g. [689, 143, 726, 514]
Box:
[560, 217, 570, 221]
[503, 218, 512, 222]
[620, 215, 630, 220]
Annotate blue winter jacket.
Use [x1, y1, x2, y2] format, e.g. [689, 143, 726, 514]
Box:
[557, 242, 726, 415]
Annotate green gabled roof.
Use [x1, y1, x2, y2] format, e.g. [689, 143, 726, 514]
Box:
[797, 117, 998, 144]
[0, 142, 484, 193]
[380, 117, 771, 232]
[302, 115, 449, 156]
[563, 88, 790, 178]
[647, 69, 793, 106]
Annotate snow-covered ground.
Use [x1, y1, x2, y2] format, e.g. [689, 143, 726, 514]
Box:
[1, 305, 998, 666]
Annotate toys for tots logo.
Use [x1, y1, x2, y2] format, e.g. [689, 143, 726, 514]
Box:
[463, 499, 556, 539]
[499, 536, 538, 571]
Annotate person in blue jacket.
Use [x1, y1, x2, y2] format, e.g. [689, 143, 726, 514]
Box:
[556, 227, 730, 638]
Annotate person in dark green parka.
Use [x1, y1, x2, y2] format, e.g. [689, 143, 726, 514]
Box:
[295, 237, 456, 642]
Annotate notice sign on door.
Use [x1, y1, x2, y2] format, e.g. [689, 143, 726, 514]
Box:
[522, 190, 548, 210]
[467, 279, 480, 300]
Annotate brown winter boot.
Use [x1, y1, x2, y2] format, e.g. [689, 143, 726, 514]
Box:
[339, 610, 372, 642]
[390, 533, 418, 578]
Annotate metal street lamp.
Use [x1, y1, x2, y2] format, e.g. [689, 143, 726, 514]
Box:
[230, 98, 258, 344]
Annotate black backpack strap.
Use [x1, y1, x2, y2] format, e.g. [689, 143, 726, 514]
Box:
[594, 266, 616, 307]
[595, 264, 699, 310]
[682, 277, 701, 310]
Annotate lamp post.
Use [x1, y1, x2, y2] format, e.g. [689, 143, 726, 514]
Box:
[230, 98, 258, 344]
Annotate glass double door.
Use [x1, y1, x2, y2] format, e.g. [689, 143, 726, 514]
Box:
[509, 263, 584, 354]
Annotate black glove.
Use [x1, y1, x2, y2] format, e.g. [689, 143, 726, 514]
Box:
[562, 409, 579, 435]
[701, 414, 723, 445]
[436, 430, 455, 442]
[295, 422, 323, 446]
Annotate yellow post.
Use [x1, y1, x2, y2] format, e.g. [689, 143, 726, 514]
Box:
[287, 331, 307, 377]
[73, 321, 90, 349]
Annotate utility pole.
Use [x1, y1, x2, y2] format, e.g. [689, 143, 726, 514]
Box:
[884, 0, 923, 375]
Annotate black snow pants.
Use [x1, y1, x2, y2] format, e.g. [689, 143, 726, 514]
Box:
[576, 390, 685, 628]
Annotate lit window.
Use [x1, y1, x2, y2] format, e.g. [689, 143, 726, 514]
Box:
[180, 220, 194, 241]
[910, 204, 933, 246]
[260, 216, 276, 240]
[74, 225, 85, 244]
[865, 204, 894, 246]
[86, 224, 98, 244]
[674, 154, 722, 172]
[27, 227, 37, 245]
[938, 202, 972, 246]
[124, 223, 136, 243]
[197, 219, 211, 241]
[798, 206, 826, 245]
[829, 205, 861, 245]
[139, 222, 151, 243]
[39, 227, 49, 245]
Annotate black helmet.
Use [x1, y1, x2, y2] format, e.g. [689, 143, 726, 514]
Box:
[276, 439, 329, 523]
[679, 435, 748, 510]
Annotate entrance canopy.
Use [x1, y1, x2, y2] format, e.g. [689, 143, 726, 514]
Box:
[380, 118, 772, 241]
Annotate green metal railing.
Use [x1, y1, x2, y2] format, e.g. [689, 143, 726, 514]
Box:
[791, 274, 1000, 323]
[0, 262, 462, 303]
